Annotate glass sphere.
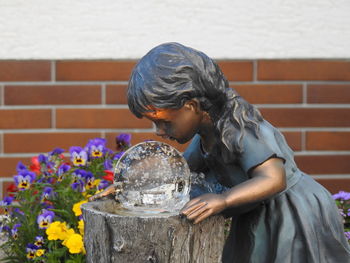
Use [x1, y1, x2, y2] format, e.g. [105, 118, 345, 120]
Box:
[114, 141, 191, 213]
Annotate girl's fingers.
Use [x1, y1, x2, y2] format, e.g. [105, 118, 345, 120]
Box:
[181, 201, 207, 216]
[193, 209, 212, 224]
[186, 202, 208, 220]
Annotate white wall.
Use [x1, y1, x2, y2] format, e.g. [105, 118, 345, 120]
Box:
[0, 0, 349, 59]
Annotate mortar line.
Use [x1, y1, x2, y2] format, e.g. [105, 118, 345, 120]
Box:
[252, 60, 258, 82]
[51, 61, 56, 82]
[0, 85, 4, 106]
[0, 132, 3, 154]
[301, 129, 306, 151]
[302, 82, 307, 105]
[51, 107, 56, 129]
[101, 84, 106, 106]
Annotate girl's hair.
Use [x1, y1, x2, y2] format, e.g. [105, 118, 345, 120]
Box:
[127, 42, 263, 153]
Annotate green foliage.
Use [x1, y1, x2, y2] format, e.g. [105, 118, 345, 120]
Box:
[0, 135, 130, 262]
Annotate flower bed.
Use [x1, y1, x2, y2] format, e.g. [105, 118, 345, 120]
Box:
[0, 133, 349, 262]
[0, 134, 131, 262]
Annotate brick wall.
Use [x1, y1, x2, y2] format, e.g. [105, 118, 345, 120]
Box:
[0, 60, 349, 197]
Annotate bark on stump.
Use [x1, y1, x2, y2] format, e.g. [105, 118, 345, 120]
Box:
[82, 199, 226, 263]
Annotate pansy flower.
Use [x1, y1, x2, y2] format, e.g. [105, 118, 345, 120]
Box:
[34, 236, 44, 247]
[26, 244, 38, 259]
[41, 187, 55, 202]
[115, 133, 131, 151]
[69, 147, 88, 167]
[57, 163, 71, 182]
[37, 210, 55, 229]
[11, 224, 21, 239]
[71, 180, 85, 192]
[16, 161, 28, 173]
[104, 159, 113, 170]
[14, 170, 36, 190]
[114, 151, 125, 160]
[84, 171, 95, 189]
[98, 179, 110, 190]
[49, 148, 65, 156]
[0, 196, 14, 215]
[85, 138, 107, 158]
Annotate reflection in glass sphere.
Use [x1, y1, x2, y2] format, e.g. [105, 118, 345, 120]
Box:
[114, 141, 191, 213]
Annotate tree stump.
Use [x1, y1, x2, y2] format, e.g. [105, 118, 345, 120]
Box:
[82, 199, 226, 263]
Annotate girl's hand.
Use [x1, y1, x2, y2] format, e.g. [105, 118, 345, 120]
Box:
[180, 193, 227, 224]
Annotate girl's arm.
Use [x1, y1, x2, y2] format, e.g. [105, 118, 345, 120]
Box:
[180, 157, 286, 224]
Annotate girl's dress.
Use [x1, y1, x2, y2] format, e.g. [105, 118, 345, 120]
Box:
[184, 120, 350, 263]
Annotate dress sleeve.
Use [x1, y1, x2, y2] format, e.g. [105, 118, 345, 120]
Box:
[183, 135, 208, 173]
[238, 126, 285, 175]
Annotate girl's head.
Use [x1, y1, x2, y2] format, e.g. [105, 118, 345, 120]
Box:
[127, 42, 231, 120]
[128, 42, 262, 152]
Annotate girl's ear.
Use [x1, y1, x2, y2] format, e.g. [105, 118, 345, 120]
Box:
[184, 99, 201, 113]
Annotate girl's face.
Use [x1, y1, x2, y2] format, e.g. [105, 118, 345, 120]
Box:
[142, 101, 204, 144]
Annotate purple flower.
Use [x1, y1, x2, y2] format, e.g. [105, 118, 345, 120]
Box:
[1, 225, 10, 233]
[26, 243, 38, 259]
[116, 133, 131, 151]
[114, 151, 125, 160]
[0, 196, 14, 206]
[34, 236, 44, 247]
[69, 146, 88, 166]
[11, 224, 21, 239]
[57, 163, 71, 181]
[38, 154, 48, 164]
[13, 208, 24, 215]
[16, 161, 28, 173]
[71, 180, 85, 192]
[345, 232, 350, 241]
[104, 159, 113, 170]
[41, 187, 54, 202]
[14, 170, 36, 190]
[37, 210, 55, 229]
[84, 171, 95, 189]
[49, 148, 65, 156]
[85, 138, 107, 158]
[98, 180, 110, 190]
[332, 191, 350, 201]
[72, 169, 88, 182]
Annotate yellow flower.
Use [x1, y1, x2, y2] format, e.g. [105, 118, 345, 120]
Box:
[78, 219, 84, 236]
[46, 221, 74, 241]
[64, 233, 84, 254]
[72, 200, 88, 217]
[93, 179, 101, 187]
[36, 249, 45, 257]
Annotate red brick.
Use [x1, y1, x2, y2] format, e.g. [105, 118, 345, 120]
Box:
[0, 61, 51, 81]
[56, 109, 152, 129]
[4, 132, 102, 153]
[306, 132, 350, 151]
[0, 157, 32, 178]
[315, 179, 350, 194]
[4, 85, 101, 105]
[295, 155, 350, 174]
[307, 84, 350, 104]
[258, 60, 350, 81]
[260, 108, 350, 127]
[105, 132, 190, 153]
[0, 109, 51, 129]
[216, 61, 253, 81]
[106, 85, 128, 104]
[282, 132, 302, 151]
[232, 84, 302, 104]
[56, 61, 136, 81]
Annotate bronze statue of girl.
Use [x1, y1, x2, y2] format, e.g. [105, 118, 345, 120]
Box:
[127, 42, 350, 262]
